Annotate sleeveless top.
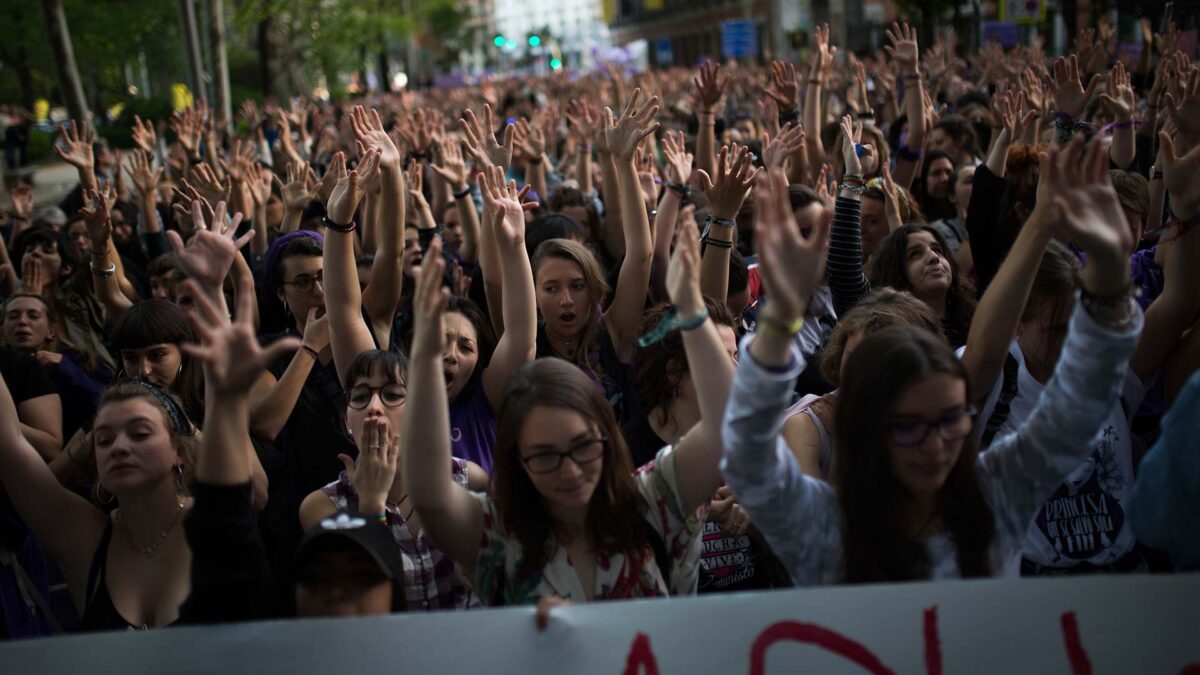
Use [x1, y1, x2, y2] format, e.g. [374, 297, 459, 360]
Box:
[785, 392, 837, 479]
[320, 458, 481, 611]
[79, 520, 171, 632]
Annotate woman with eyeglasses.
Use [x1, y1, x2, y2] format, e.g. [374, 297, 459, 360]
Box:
[405, 212, 736, 608]
[722, 146, 1144, 585]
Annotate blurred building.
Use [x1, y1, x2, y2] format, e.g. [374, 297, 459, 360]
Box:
[458, 0, 498, 75]
[491, 0, 611, 70]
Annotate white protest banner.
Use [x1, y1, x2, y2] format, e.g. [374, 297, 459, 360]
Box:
[2, 574, 1197, 674]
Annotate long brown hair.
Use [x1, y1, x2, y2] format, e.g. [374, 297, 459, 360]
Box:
[835, 325, 995, 582]
[868, 224, 976, 346]
[491, 359, 647, 581]
[531, 238, 610, 374]
[818, 288, 942, 385]
[633, 297, 735, 427]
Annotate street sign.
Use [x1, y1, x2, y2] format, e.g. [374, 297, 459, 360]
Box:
[999, 0, 1046, 24]
[721, 20, 758, 59]
[655, 38, 674, 65]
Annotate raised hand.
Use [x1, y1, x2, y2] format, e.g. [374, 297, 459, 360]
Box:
[171, 106, 205, 156]
[699, 144, 758, 219]
[338, 418, 400, 516]
[764, 60, 799, 110]
[131, 115, 158, 154]
[883, 21, 919, 76]
[1099, 61, 1136, 122]
[811, 23, 838, 82]
[398, 109, 437, 156]
[125, 150, 163, 201]
[459, 104, 514, 170]
[762, 122, 805, 171]
[8, 184, 33, 220]
[430, 139, 469, 192]
[405, 161, 429, 211]
[276, 161, 317, 210]
[661, 130, 693, 185]
[1161, 66, 1200, 141]
[693, 61, 728, 113]
[1159, 125, 1200, 220]
[602, 88, 661, 161]
[566, 99, 599, 143]
[1020, 67, 1047, 113]
[410, 237, 449, 358]
[514, 117, 547, 163]
[995, 91, 1037, 142]
[1050, 54, 1099, 119]
[752, 169, 832, 322]
[182, 275, 301, 396]
[166, 200, 253, 292]
[838, 115, 865, 176]
[478, 165, 527, 249]
[78, 189, 113, 249]
[18, 255, 44, 295]
[248, 162, 274, 210]
[184, 162, 232, 206]
[349, 105, 402, 168]
[53, 120, 94, 169]
[1050, 137, 1133, 293]
[326, 149, 381, 225]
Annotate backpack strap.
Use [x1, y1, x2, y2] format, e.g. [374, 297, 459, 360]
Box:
[981, 353, 1020, 448]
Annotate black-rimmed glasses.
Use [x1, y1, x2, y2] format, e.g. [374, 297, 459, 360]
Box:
[346, 384, 407, 410]
[888, 407, 977, 447]
[281, 270, 324, 293]
[521, 436, 607, 474]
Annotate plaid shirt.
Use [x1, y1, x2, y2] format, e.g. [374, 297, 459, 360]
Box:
[321, 459, 481, 611]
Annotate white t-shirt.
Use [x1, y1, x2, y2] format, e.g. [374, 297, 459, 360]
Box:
[970, 340, 1145, 568]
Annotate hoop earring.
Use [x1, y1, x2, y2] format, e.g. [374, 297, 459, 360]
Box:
[174, 464, 185, 493]
[94, 482, 116, 506]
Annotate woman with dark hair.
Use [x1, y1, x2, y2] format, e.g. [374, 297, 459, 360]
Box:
[405, 210, 736, 607]
[868, 223, 977, 346]
[722, 142, 1144, 586]
[915, 150, 958, 222]
[0, 372, 201, 630]
[928, 114, 981, 166]
[110, 300, 205, 422]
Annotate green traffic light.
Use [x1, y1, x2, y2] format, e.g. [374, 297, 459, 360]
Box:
[550, 58, 562, 69]
[528, 35, 541, 47]
[493, 35, 505, 47]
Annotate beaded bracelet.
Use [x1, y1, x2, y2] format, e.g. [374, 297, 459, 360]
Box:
[374, 513, 388, 526]
[667, 181, 690, 197]
[841, 174, 864, 184]
[322, 215, 357, 233]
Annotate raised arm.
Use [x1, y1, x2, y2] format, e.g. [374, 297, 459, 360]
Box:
[694, 62, 727, 185]
[720, 168, 837, 586]
[431, 139, 480, 264]
[600, 90, 660, 361]
[352, 106, 407, 350]
[1049, 55, 1099, 147]
[826, 116, 873, 316]
[652, 131, 692, 300]
[515, 117, 549, 205]
[985, 91, 1038, 178]
[698, 145, 757, 310]
[1129, 127, 1200, 383]
[803, 25, 836, 175]
[479, 167, 538, 409]
[323, 149, 384, 383]
[661, 217, 736, 512]
[404, 239, 484, 573]
[1100, 61, 1137, 170]
[0, 366, 103, 571]
[81, 190, 135, 315]
[982, 138, 1142, 537]
[566, 100, 596, 198]
[885, 22, 923, 190]
[961, 146, 1060, 404]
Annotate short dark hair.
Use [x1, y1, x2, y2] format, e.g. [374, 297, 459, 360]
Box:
[11, 226, 79, 277]
[271, 235, 323, 289]
[633, 297, 735, 424]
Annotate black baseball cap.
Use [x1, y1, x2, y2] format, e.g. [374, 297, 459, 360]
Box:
[294, 512, 406, 610]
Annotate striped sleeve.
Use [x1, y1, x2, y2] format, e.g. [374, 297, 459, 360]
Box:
[826, 196, 872, 317]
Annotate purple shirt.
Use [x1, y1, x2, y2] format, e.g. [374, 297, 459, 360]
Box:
[449, 379, 496, 473]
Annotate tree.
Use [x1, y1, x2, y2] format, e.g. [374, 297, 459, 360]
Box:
[41, 0, 89, 121]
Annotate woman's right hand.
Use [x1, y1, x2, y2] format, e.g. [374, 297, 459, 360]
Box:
[410, 237, 449, 359]
[666, 217, 703, 318]
[339, 418, 400, 516]
[1050, 137, 1133, 296]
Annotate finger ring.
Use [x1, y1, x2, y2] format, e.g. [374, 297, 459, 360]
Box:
[368, 444, 380, 450]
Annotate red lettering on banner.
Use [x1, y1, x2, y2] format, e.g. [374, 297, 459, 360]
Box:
[622, 632, 659, 675]
[1060, 612, 1092, 675]
[748, 621, 895, 675]
[924, 606, 942, 675]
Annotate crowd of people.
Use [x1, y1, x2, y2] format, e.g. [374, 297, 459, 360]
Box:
[0, 16, 1198, 641]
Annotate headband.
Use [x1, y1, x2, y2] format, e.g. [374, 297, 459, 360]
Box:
[127, 378, 195, 436]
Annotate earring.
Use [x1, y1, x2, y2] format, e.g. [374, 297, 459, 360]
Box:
[174, 464, 185, 493]
[94, 481, 116, 506]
